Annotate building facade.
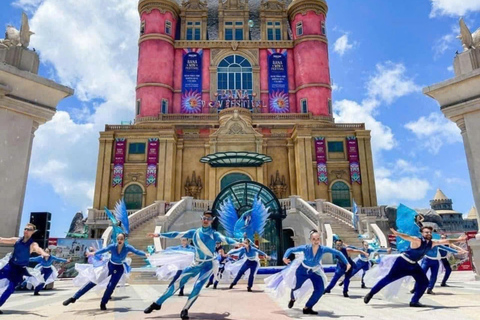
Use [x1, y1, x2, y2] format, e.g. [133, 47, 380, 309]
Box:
[90, 0, 377, 236]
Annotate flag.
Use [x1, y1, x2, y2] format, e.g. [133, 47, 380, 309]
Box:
[352, 199, 359, 230]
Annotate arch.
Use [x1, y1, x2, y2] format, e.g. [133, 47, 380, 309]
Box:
[122, 183, 145, 210]
[219, 170, 253, 191]
[211, 49, 258, 67]
[329, 180, 351, 208]
[217, 54, 253, 98]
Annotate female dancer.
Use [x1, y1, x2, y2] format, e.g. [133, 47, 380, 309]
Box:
[206, 240, 228, 289]
[265, 230, 350, 315]
[0, 223, 50, 313]
[228, 238, 270, 292]
[27, 248, 70, 295]
[63, 233, 147, 310]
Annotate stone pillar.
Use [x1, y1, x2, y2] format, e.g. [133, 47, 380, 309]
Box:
[0, 52, 73, 256]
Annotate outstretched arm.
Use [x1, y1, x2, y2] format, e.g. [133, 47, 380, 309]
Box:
[94, 244, 115, 257]
[30, 242, 50, 258]
[346, 248, 369, 256]
[323, 247, 351, 271]
[449, 243, 468, 253]
[147, 229, 196, 239]
[51, 256, 68, 263]
[127, 245, 147, 257]
[436, 245, 458, 254]
[215, 232, 240, 246]
[29, 256, 43, 263]
[0, 237, 19, 245]
[283, 245, 305, 264]
[390, 228, 421, 247]
[432, 234, 467, 247]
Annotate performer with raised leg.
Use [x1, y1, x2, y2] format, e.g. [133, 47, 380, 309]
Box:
[27, 248, 70, 295]
[324, 239, 367, 297]
[144, 210, 241, 320]
[265, 230, 350, 315]
[364, 226, 466, 307]
[0, 223, 50, 314]
[227, 238, 270, 292]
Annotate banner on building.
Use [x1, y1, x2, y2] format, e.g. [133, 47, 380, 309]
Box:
[314, 137, 328, 184]
[267, 49, 289, 113]
[146, 138, 159, 186]
[346, 136, 361, 184]
[112, 138, 126, 187]
[181, 48, 203, 114]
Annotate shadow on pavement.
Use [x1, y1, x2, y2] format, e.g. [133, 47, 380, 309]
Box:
[0, 310, 48, 317]
[146, 312, 232, 319]
[274, 309, 365, 319]
[69, 307, 132, 315]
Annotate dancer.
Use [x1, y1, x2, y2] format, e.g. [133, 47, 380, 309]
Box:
[324, 239, 367, 297]
[341, 241, 391, 291]
[265, 230, 350, 315]
[439, 234, 466, 287]
[27, 248, 70, 295]
[206, 240, 227, 289]
[149, 237, 195, 297]
[144, 210, 242, 320]
[0, 223, 50, 313]
[228, 238, 270, 292]
[63, 233, 147, 310]
[364, 227, 466, 307]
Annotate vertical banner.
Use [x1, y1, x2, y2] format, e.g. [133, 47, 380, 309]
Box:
[314, 137, 328, 184]
[181, 48, 203, 114]
[146, 138, 159, 186]
[346, 136, 362, 184]
[112, 138, 126, 187]
[267, 49, 289, 113]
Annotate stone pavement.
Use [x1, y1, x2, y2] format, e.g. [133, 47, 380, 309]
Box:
[0, 272, 479, 319]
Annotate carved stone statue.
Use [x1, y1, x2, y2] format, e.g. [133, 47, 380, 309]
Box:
[0, 12, 34, 49]
[459, 17, 480, 51]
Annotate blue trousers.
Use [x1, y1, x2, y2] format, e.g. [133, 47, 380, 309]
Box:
[34, 267, 53, 293]
[417, 258, 439, 290]
[207, 264, 225, 287]
[231, 259, 258, 288]
[343, 259, 369, 292]
[369, 257, 428, 303]
[169, 270, 184, 292]
[440, 258, 451, 285]
[0, 262, 31, 307]
[325, 264, 351, 293]
[73, 262, 124, 305]
[156, 260, 213, 310]
[290, 265, 325, 308]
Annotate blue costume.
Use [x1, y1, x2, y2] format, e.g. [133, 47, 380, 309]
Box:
[325, 247, 355, 294]
[152, 227, 238, 312]
[166, 245, 196, 295]
[29, 255, 67, 294]
[206, 245, 227, 288]
[229, 246, 267, 290]
[71, 243, 146, 306]
[343, 247, 389, 291]
[0, 237, 34, 308]
[367, 237, 432, 304]
[413, 245, 457, 292]
[283, 245, 348, 309]
[439, 246, 452, 286]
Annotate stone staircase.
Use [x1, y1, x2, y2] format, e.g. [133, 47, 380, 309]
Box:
[127, 217, 158, 268]
[322, 214, 362, 247]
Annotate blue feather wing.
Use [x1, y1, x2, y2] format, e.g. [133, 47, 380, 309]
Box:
[396, 203, 421, 252]
[105, 207, 117, 225]
[114, 199, 129, 234]
[217, 198, 238, 237]
[250, 196, 270, 237]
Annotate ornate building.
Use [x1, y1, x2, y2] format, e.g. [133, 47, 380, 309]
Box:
[429, 189, 478, 232]
[89, 0, 377, 237]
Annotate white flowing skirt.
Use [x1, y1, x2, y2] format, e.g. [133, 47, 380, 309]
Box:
[0, 253, 43, 295]
[25, 265, 59, 289]
[148, 251, 195, 281]
[72, 258, 131, 292]
[224, 257, 260, 282]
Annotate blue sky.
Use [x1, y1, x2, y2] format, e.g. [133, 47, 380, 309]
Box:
[1, 0, 479, 237]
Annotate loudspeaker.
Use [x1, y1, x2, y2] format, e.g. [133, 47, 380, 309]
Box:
[30, 212, 52, 249]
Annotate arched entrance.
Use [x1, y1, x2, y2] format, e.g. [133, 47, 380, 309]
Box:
[212, 181, 285, 265]
[123, 184, 143, 210]
[220, 172, 251, 191]
[331, 181, 351, 208]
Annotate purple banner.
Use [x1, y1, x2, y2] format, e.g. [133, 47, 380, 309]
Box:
[112, 138, 126, 187]
[181, 48, 203, 114]
[146, 138, 159, 186]
[347, 136, 361, 184]
[314, 137, 328, 184]
[267, 49, 290, 113]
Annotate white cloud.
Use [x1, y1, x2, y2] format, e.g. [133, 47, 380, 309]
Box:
[366, 62, 421, 105]
[17, 0, 139, 210]
[404, 112, 462, 154]
[12, 0, 43, 13]
[333, 34, 355, 56]
[331, 83, 342, 92]
[433, 24, 460, 58]
[394, 159, 427, 174]
[447, 65, 454, 72]
[376, 175, 431, 202]
[430, 0, 480, 17]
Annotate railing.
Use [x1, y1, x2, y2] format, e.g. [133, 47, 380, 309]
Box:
[296, 198, 320, 225]
[135, 114, 219, 123]
[279, 198, 291, 211]
[345, 206, 387, 219]
[192, 199, 213, 212]
[88, 209, 138, 224]
[323, 202, 354, 229]
[164, 198, 188, 224]
[370, 223, 388, 248]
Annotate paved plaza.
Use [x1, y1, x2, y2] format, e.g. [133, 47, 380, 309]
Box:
[0, 272, 479, 319]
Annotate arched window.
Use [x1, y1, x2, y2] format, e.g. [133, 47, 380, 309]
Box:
[217, 55, 253, 97]
[331, 181, 351, 208]
[124, 184, 143, 210]
[220, 172, 251, 191]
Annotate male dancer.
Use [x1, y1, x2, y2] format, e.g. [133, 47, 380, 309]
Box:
[341, 241, 391, 291]
[364, 227, 466, 307]
[324, 239, 367, 297]
[29, 248, 70, 295]
[0, 223, 50, 313]
[145, 210, 241, 320]
[165, 237, 195, 296]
